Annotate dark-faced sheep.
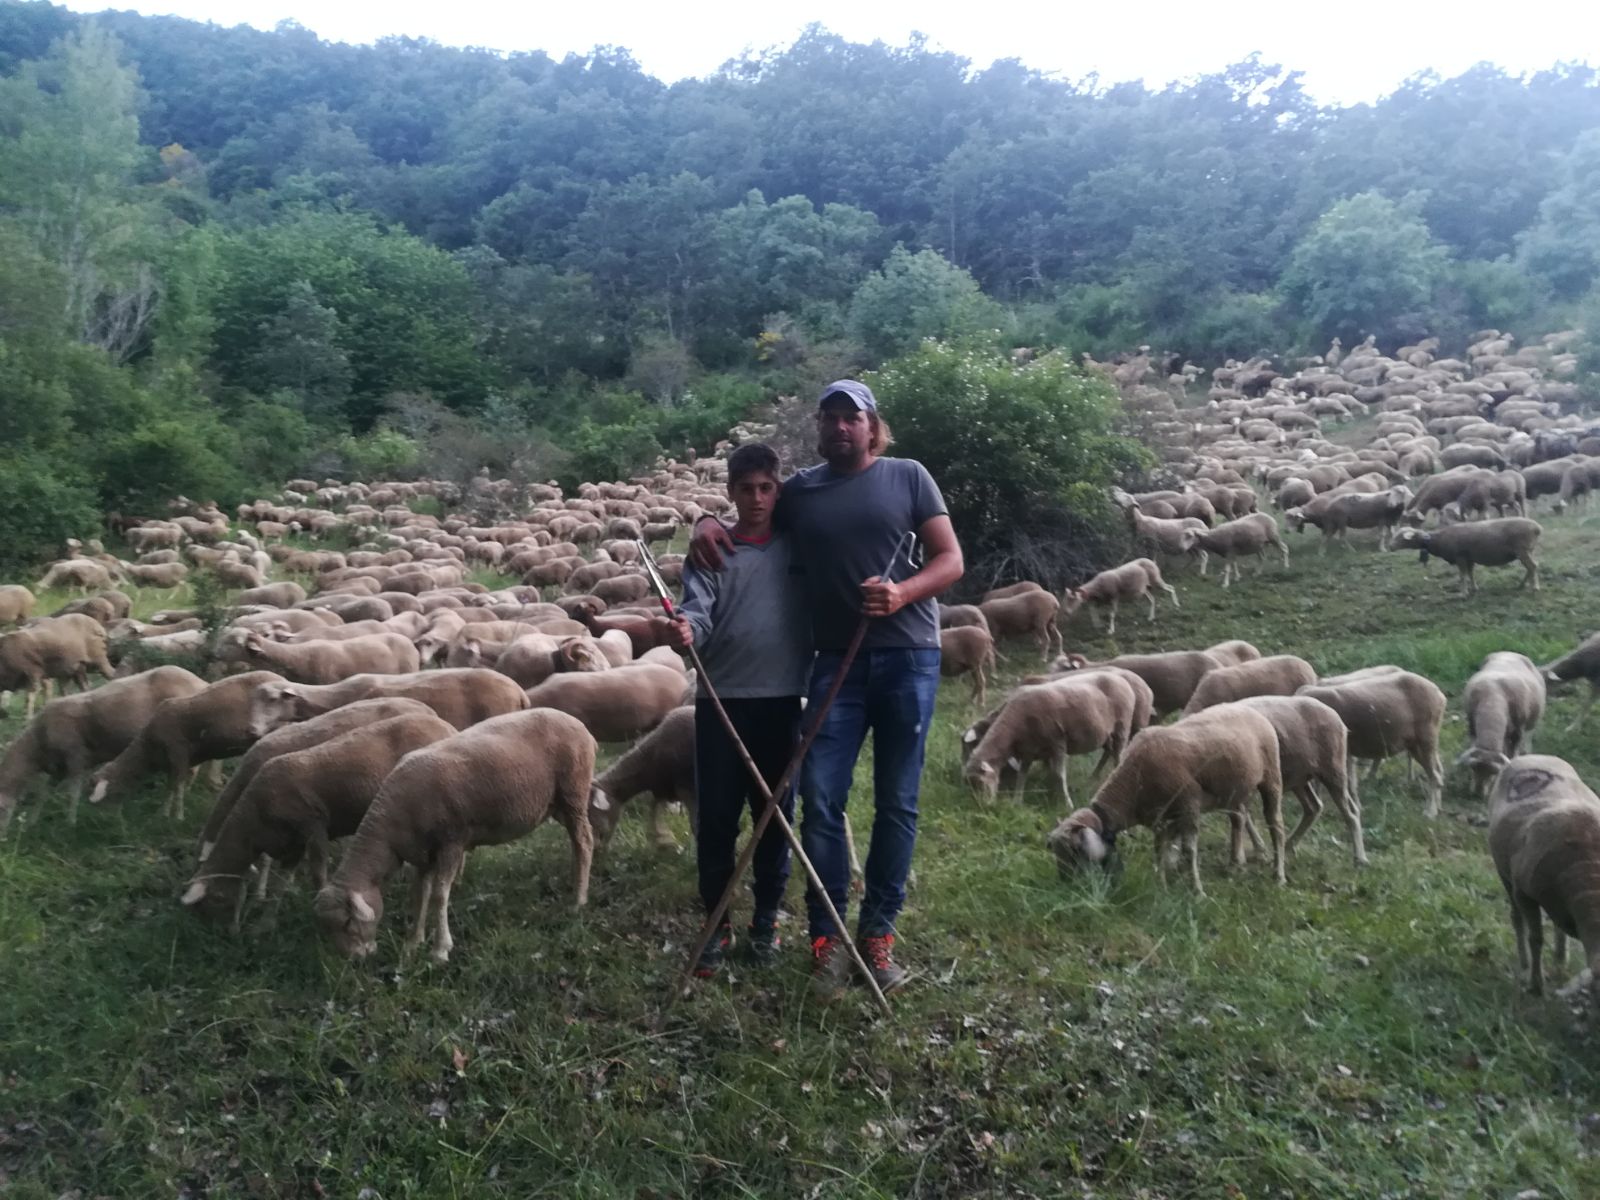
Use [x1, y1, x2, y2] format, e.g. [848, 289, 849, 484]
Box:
[1389, 518, 1541, 596]
[1539, 633, 1600, 731]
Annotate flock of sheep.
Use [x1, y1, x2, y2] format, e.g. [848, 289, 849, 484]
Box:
[1, 322, 1598, 1003]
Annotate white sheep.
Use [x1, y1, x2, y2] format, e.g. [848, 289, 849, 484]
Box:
[314, 708, 598, 963]
[1456, 652, 1546, 797]
[1047, 705, 1287, 894]
[1059, 558, 1179, 635]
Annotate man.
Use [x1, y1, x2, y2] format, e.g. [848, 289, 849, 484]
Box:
[691, 379, 964, 999]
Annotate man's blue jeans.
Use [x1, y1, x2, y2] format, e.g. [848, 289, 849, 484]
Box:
[799, 647, 941, 940]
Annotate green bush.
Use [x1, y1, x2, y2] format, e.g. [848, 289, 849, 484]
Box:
[0, 454, 100, 574]
[868, 343, 1146, 588]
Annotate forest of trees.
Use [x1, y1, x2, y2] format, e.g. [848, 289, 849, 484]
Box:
[1, 0, 1599, 568]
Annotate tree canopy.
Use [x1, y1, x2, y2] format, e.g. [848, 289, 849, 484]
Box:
[0, 4, 1597, 560]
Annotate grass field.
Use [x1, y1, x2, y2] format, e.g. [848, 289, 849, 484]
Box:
[4, 503, 1600, 1199]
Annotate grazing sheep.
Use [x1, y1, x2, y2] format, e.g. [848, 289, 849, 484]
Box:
[978, 590, 1063, 661]
[1229, 696, 1366, 866]
[247, 669, 529, 738]
[0, 665, 206, 832]
[940, 624, 997, 703]
[232, 630, 422, 683]
[1059, 558, 1179, 635]
[1486, 755, 1600, 998]
[1181, 655, 1317, 715]
[0, 585, 37, 626]
[0, 614, 115, 719]
[522, 663, 688, 742]
[88, 671, 285, 818]
[1539, 633, 1600, 731]
[589, 705, 695, 850]
[235, 582, 308, 608]
[313, 708, 597, 963]
[1046, 705, 1287, 894]
[120, 561, 189, 589]
[182, 710, 458, 930]
[1389, 518, 1542, 596]
[964, 673, 1138, 807]
[197, 697, 438, 861]
[1297, 670, 1447, 817]
[34, 559, 116, 593]
[1054, 649, 1223, 718]
[1456, 652, 1546, 797]
[1305, 487, 1413, 550]
[1194, 514, 1289, 586]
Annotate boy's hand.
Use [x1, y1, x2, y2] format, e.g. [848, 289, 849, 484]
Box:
[663, 616, 694, 648]
[689, 517, 734, 570]
[861, 575, 906, 617]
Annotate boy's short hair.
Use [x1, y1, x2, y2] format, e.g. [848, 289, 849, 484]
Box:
[727, 442, 780, 486]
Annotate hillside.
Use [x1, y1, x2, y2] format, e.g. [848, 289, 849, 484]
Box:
[2, 464, 1599, 1197]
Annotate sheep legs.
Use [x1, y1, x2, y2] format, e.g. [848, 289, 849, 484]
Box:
[1284, 782, 1323, 860]
[428, 846, 467, 964]
[1566, 684, 1598, 733]
[1512, 894, 1547, 995]
[1518, 552, 1539, 592]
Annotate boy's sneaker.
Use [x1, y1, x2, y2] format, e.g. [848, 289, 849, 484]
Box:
[858, 933, 909, 993]
[693, 925, 734, 978]
[745, 914, 781, 967]
[811, 935, 852, 1001]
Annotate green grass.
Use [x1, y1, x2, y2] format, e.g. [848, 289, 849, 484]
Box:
[4, 502, 1600, 1198]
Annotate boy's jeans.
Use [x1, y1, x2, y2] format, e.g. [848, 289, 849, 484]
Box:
[799, 647, 941, 940]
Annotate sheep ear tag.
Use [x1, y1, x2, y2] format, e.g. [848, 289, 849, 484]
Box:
[962, 728, 977, 745]
[180, 880, 208, 905]
[350, 893, 377, 922]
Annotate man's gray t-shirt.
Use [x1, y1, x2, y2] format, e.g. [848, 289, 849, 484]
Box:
[677, 532, 812, 698]
[777, 457, 948, 652]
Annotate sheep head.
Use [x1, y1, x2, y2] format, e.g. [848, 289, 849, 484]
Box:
[248, 682, 306, 739]
[1046, 808, 1117, 878]
[314, 883, 381, 958]
[587, 785, 618, 848]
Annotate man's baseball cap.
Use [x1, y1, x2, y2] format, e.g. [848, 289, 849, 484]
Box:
[817, 379, 877, 412]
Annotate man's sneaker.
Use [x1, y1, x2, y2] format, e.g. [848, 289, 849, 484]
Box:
[858, 933, 909, 993]
[811, 935, 852, 1000]
[693, 925, 733, 978]
[745, 915, 781, 967]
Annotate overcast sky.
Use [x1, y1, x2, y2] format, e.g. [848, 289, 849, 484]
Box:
[65, 0, 1600, 105]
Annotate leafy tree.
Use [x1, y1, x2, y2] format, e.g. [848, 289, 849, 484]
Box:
[247, 279, 352, 421]
[0, 23, 160, 358]
[848, 245, 1000, 360]
[869, 342, 1144, 584]
[1517, 129, 1600, 299]
[1280, 193, 1448, 343]
[210, 210, 491, 425]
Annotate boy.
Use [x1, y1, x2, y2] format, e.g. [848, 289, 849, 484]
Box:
[666, 442, 811, 976]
